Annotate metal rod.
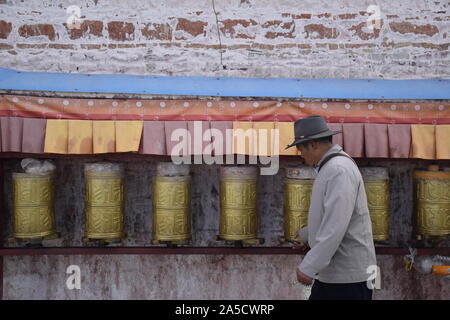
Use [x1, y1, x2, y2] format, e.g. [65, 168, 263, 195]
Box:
[0, 247, 448, 256]
[0, 152, 449, 164]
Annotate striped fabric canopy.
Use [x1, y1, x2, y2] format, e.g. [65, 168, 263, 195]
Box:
[0, 68, 449, 159]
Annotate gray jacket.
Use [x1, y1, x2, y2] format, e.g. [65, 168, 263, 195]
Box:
[297, 144, 377, 283]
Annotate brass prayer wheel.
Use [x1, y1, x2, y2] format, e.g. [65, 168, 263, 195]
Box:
[152, 163, 191, 242]
[414, 165, 450, 237]
[219, 166, 258, 241]
[84, 163, 125, 240]
[13, 173, 57, 239]
[361, 167, 390, 242]
[283, 167, 315, 242]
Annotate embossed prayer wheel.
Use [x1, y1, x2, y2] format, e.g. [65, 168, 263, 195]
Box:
[152, 163, 191, 242]
[361, 167, 390, 242]
[84, 163, 125, 240]
[414, 165, 450, 238]
[219, 166, 258, 241]
[13, 173, 57, 239]
[283, 167, 315, 242]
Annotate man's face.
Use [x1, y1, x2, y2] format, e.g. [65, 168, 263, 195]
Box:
[296, 142, 318, 167]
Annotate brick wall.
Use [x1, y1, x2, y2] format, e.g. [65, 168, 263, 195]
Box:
[1, 0, 450, 300]
[0, 0, 448, 78]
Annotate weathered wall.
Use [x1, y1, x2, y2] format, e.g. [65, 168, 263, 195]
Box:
[0, 0, 450, 300]
[3, 255, 450, 300]
[0, 0, 449, 78]
[2, 158, 450, 299]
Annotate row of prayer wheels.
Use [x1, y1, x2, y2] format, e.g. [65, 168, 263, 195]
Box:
[283, 166, 390, 242]
[11, 162, 450, 243]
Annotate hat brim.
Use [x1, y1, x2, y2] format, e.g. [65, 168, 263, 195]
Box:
[285, 130, 342, 150]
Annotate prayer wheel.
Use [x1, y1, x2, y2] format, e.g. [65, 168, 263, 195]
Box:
[414, 165, 450, 238]
[219, 166, 258, 241]
[13, 173, 57, 239]
[84, 163, 125, 240]
[283, 167, 315, 242]
[361, 167, 390, 242]
[152, 163, 191, 243]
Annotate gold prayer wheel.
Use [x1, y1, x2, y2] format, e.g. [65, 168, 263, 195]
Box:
[84, 163, 125, 240]
[13, 173, 57, 239]
[414, 165, 450, 238]
[361, 167, 390, 242]
[283, 167, 315, 242]
[219, 166, 258, 241]
[152, 163, 191, 243]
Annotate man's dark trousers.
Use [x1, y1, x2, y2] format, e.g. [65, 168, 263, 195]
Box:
[309, 280, 373, 300]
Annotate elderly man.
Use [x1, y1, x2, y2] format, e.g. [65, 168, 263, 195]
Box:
[286, 115, 377, 300]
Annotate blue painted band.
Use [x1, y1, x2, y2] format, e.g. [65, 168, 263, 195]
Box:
[0, 67, 449, 100]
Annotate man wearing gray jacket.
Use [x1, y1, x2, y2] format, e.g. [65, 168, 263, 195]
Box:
[286, 115, 377, 300]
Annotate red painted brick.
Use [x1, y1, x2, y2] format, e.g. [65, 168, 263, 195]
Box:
[64, 20, 103, 40]
[107, 21, 135, 41]
[141, 23, 172, 40]
[48, 44, 75, 49]
[304, 23, 339, 39]
[0, 43, 13, 50]
[349, 21, 383, 40]
[345, 43, 377, 48]
[291, 13, 312, 19]
[80, 44, 101, 50]
[328, 43, 339, 50]
[16, 43, 47, 49]
[219, 19, 257, 39]
[18, 24, 56, 41]
[381, 41, 448, 50]
[389, 21, 439, 36]
[175, 18, 207, 39]
[316, 13, 332, 18]
[0, 20, 12, 39]
[337, 13, 358, 19]
[262, 20, 296, 39]
[412, 42, 449, 50]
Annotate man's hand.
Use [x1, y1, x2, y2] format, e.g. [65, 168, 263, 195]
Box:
[292, 241, 307, 250]
[296, 269, 313, 286]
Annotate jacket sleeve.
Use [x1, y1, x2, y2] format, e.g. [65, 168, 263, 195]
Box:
[298, 166, 357, 278]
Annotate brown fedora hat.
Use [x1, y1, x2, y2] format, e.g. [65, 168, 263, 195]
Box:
[285, 115, 342, 149]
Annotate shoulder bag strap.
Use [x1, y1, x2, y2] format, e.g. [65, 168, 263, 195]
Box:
[317, 153, 356, 172]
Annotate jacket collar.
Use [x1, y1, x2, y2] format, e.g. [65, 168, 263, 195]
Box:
[316, 144, 343, 169]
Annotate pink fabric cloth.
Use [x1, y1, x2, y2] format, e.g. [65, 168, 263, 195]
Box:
[388, 124, 411, 158]
[188, 121, 211, 155]
[327, 123, 344, 147]
[164, 121, 188, 157]
[342, 123, 365, 157]
[209, 121, 233, 156]
[364, 123, 389, 158]
[140, 121, 166, 155]
[1, 117, 23, 152]
[22, 118, 46, 153]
